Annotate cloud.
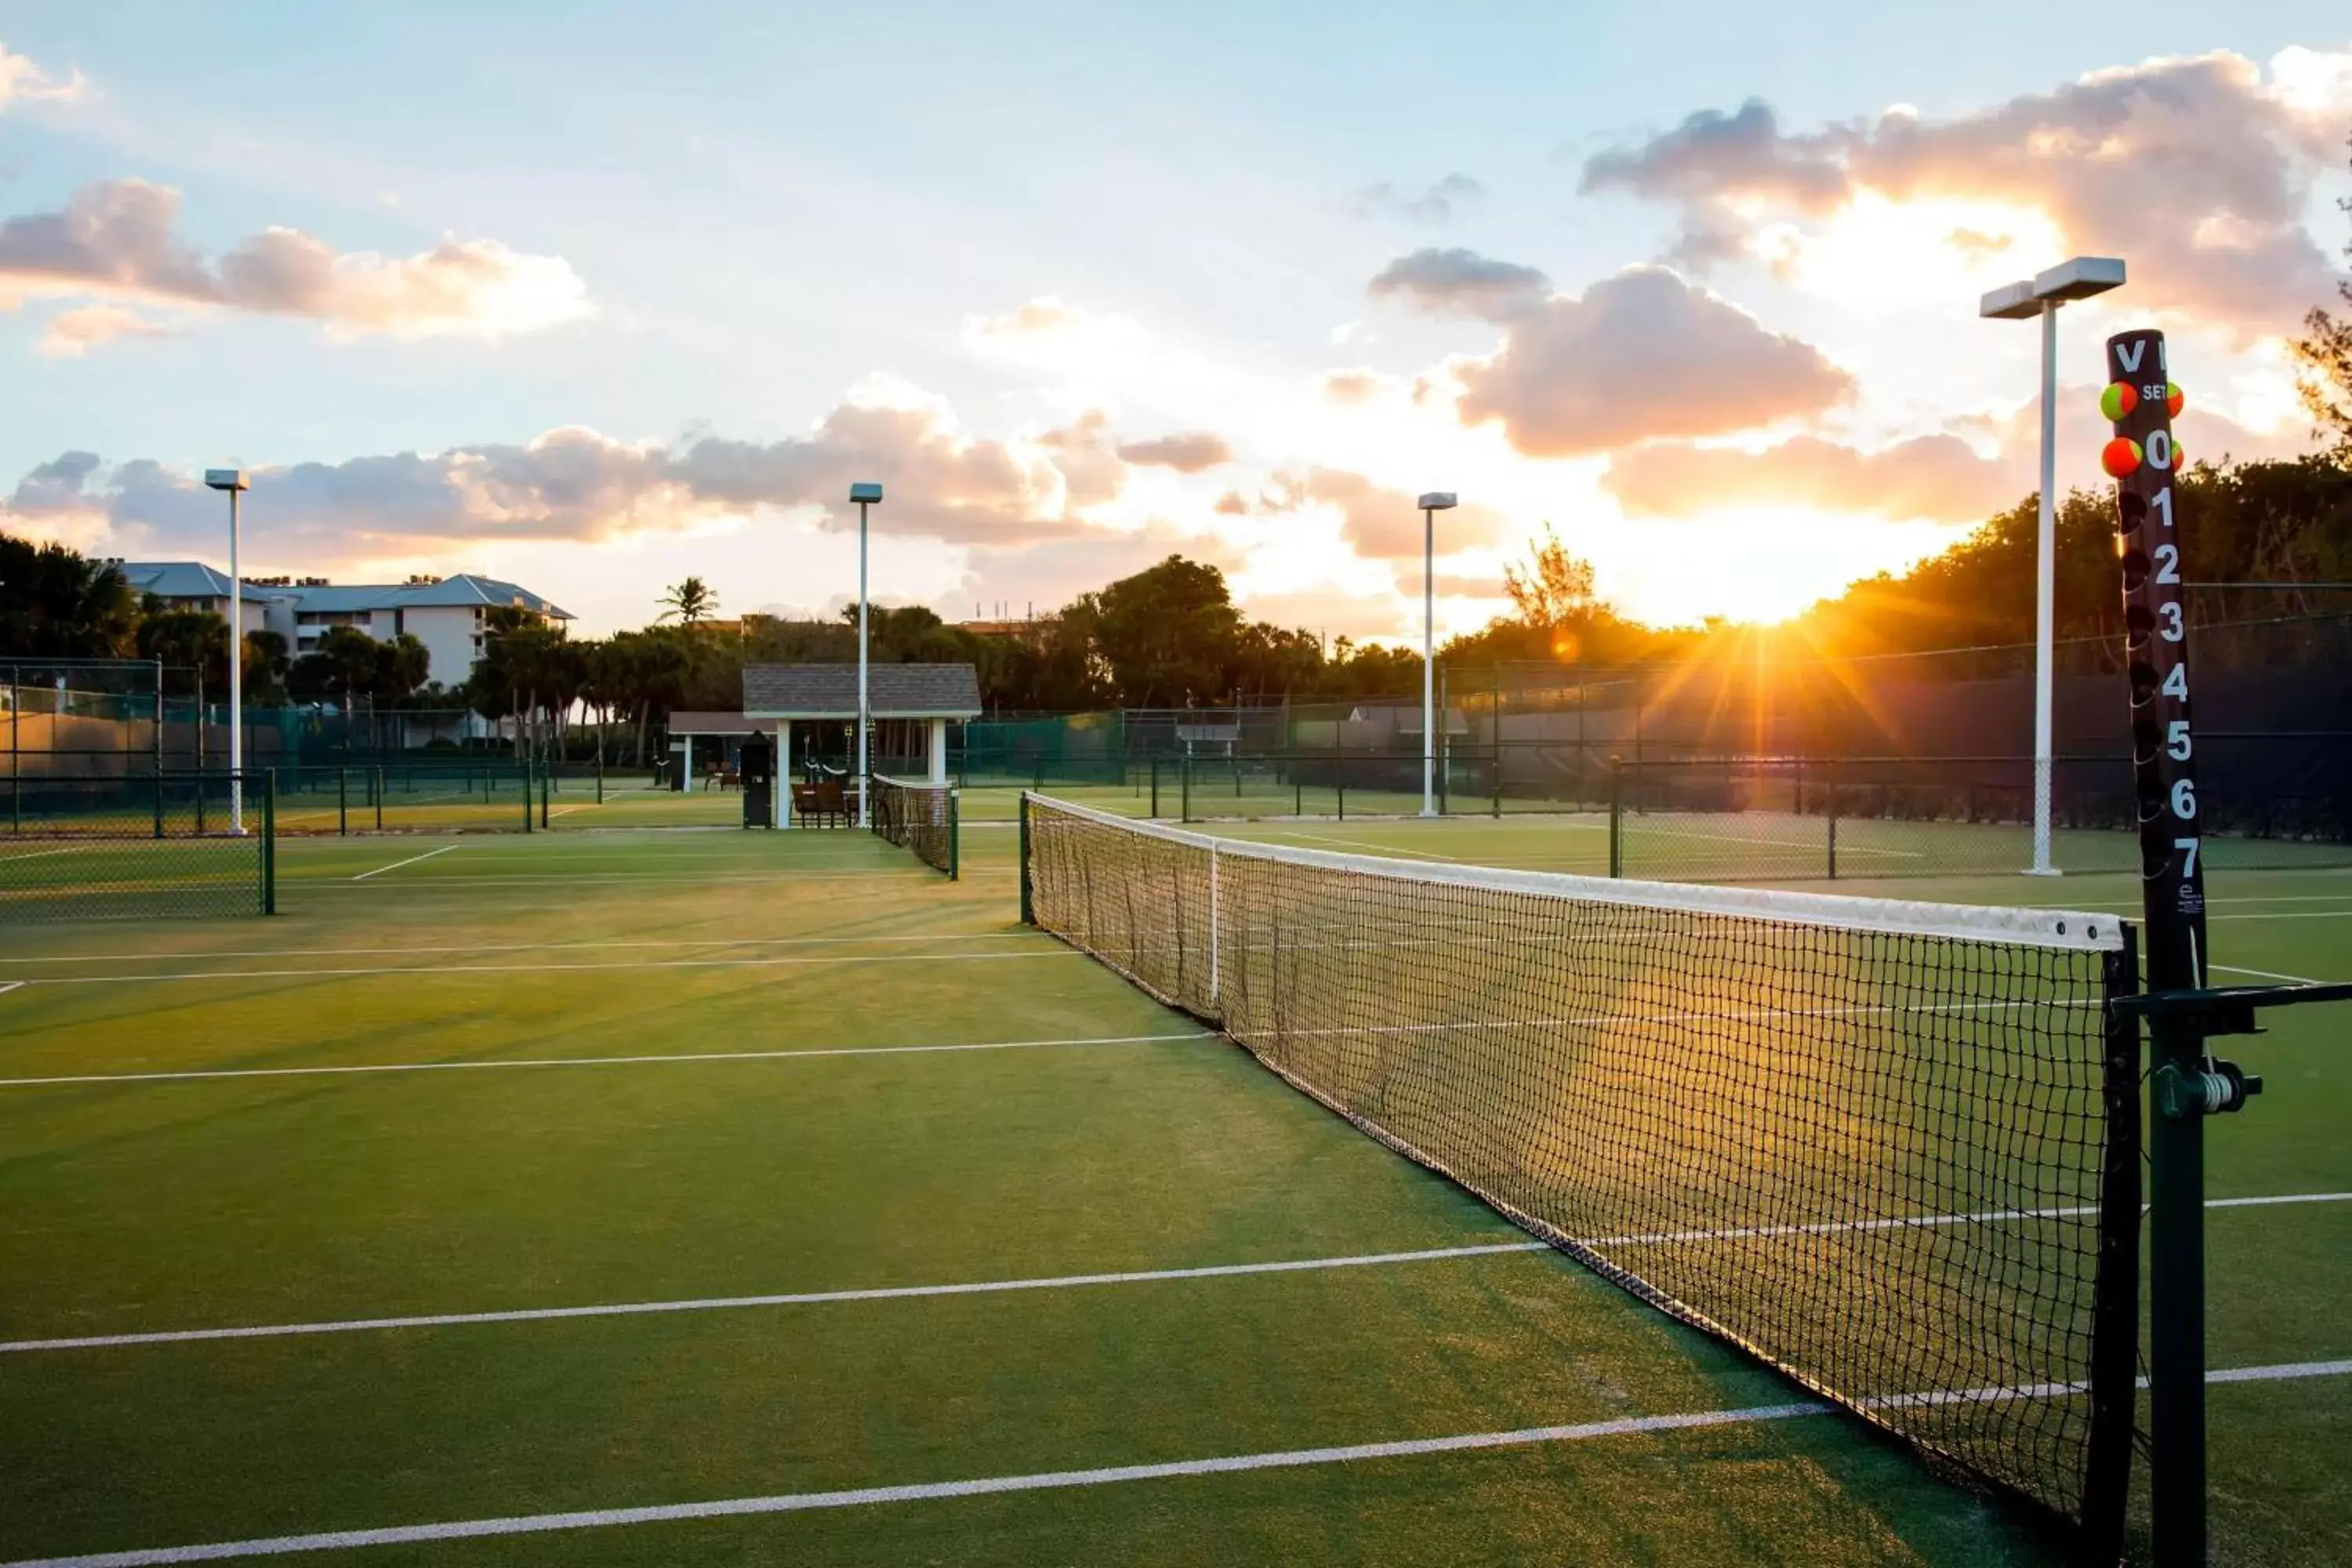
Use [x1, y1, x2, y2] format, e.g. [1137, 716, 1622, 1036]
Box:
[1234, 588, 1411, 641]
[966, 296, 1082, 338]
[1603, 434, 2016, 521]
[1579, 49, 2352, 339]
[1319, 368, 1389, 406]
[0, 392, 1124, 564]
[0, 42, 82, 109]
[1450, 265, 1853, 456]
[1036, 411, 1128, 508]
[1251, 468, 1514, 559]
[1114, 431, 1232, 471]
[0, 179, 590, 339]
[36, 303, 172, 357]
[1350, 172, 1485, 226]
[949, 527, 1240, 620]
[1367, 247, 1552, 321]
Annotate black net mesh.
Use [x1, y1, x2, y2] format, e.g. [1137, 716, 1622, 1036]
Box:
[1022, 792, 2139, 1542]
[871, 775, 957, 877]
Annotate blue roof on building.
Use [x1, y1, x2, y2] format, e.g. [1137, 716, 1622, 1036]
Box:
[120, 564, 572, 619]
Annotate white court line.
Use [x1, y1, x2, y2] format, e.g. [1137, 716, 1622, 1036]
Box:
[0, 1238, 1542, 1352]
[9, 1192, 2339, 1354]
[0, 1029, 1214, 1088]
[4, 949, 1077, 988]
[0, 934, 1029, 965]
[9, 1362, 2347, 1566]
[0, 981, 21, 998]
[2210, 962, 2334, 985]
[349, 845, 458, 883]
[0, 846, 84, 863]
[1264, 830, 1472, 863]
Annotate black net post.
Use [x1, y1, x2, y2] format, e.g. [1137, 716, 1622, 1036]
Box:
[1181, 757, 1192, 823]
[2105, 329, 2212, 1567]
[540, 764, 551, 828]
[338, 766, 349, 837]
[374, 766, 385, 830]
[949, 789, 960, 881]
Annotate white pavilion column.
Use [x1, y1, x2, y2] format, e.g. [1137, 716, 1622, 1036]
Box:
[681, 733, 694, 793]
[928, 718, 947, 785]
[776, 720, 792, 828]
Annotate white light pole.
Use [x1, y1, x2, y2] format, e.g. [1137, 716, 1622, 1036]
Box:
[849, 481, 883, 827]
[1417, 492, 1457, 818]
[1980, 256, 2124, 877]
[203, 468, 251, 834]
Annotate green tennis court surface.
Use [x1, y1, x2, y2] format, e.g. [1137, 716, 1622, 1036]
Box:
[1, 818, 2343, 1564]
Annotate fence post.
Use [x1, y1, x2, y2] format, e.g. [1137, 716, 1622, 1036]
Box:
[1608, 755, 1623, 879]
[1017, 792, 1033, 924]
[261, 770, 278, 916]
[1491, 666, 1503, 818]
[1825, 757, 1839, 881]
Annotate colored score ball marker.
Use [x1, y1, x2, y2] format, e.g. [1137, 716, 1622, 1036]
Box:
[2165, 382, 2184, 418]
[2101, 437, 2143, 478]
[2100, 382, 2139, 422]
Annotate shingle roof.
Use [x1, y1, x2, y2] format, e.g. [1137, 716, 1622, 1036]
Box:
[118, 564, 572, 619]
[118, 562, 285, 603]
[742, 663, 982, 718]
[666, 710, 776, 735]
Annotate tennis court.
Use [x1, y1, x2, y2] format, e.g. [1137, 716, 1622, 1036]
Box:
[1, 809, 2343, 1564]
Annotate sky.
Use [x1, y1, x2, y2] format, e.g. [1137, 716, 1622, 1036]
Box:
[1, 2, 2347, 642]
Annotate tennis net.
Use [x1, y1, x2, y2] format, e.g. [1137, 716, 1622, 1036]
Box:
[1019, 792, 2141, 1547]
[870, 775, 958, 877]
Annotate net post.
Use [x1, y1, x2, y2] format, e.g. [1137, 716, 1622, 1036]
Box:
[1607, 755, 1623, 879]
[1207, 844, 1221, 1008]
[523, 762, 534, 833]
[2082, 924, 2143, 1558]
[1181, 756, 1192, 823]
[260, 770, 277, 916]
[374, 766, 385, 831]
[1017, 791, 1033, 924]
[2103, 328, 2212, 1567]
[948, 788, 960, 882]
[152, 766, 165, 840]
[1149, 757, 1160, 818]
[338, 765, 348, 837]
[596, 746, 604, 804]
[540, 764, 551, 828]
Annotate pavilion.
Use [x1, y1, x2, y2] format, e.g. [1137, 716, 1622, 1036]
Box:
[742, 662, 982, 827]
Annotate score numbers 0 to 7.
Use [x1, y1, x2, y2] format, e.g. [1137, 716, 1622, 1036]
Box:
[2101, 376, 2201, 877]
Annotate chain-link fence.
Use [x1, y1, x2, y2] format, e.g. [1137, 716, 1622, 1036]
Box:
[0, 771, 274, 922]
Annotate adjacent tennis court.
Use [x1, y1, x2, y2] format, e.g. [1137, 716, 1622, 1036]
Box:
[0, 809, 2343, 1564]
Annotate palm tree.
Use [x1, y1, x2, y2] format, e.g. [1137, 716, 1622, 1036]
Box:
[658, 576, 717, 629]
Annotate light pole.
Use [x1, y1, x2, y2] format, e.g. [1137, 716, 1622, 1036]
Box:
[849, 481, 883, 827]
[1417, 492, 1457, 818]
[203, 468, 250, 834]
[1980, 256, 2125, 876]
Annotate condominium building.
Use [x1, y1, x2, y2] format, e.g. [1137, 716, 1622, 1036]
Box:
[118, 564, 572, 685]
